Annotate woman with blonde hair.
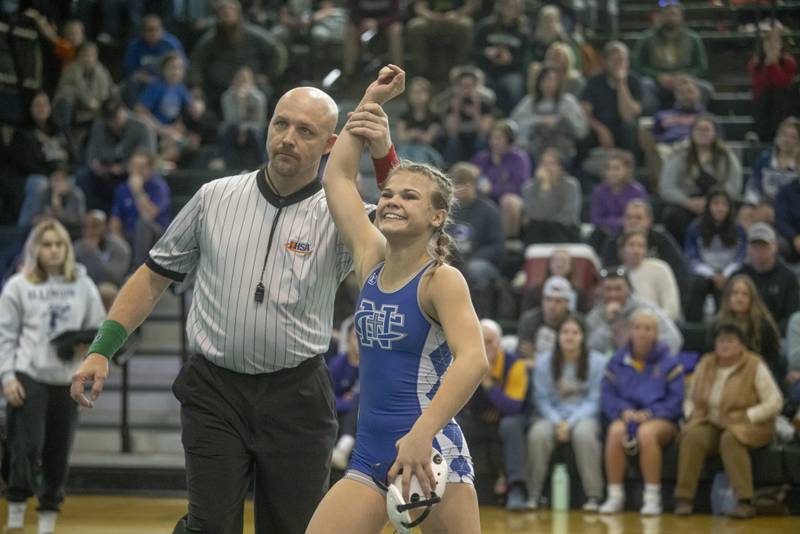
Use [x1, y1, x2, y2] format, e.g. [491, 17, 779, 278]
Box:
[307, 66, 487, 533]
[544, 41, 585, 96]
[599, 309, 685, 516]
[530, 5, 576, 64]
[711, 274, 784, 384]
[0, 219, 105, 534]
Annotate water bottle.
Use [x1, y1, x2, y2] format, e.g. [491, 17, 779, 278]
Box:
[703, 294, 716, 319]
[711, 472, 736, 516]
[551, 464, 570, 511]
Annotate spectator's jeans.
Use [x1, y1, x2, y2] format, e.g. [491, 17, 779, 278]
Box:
[75, 167, 123, 212]
[337, 408, 358, 438]
[78, 0, 142, 38]
[458, 413, 528, 485]
[396, 143, 444, 168]
[463, 257, 503, 319]
[220, 125, 268, 173]
[405, 17, 473, 80]
[489, 72, 525, 116]
[686, 275, 721, 323]
[754, 88, 793, 142]
[788, 379, 800, 413]
[444, 132, 487, 167]
[498, 414, 528, 485]
[777, 234, 800, 264]
[663, 202, 697, 247]
[640, 76, 715, 115]
[120, 79, 149, 109]
[526, 417, 604, 500]
[129, 219, 165, 270]
[17, 174, 49, 228]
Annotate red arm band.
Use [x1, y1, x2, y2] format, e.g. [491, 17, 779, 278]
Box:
[372, 144, 399, 188]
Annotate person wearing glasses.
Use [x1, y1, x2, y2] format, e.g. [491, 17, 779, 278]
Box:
[586, 266, 682, 356]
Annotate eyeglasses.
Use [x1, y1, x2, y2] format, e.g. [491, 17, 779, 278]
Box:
[599, 266, 627, 279]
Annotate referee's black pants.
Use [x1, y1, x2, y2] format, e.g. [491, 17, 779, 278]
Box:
[172, 354, 338, 534]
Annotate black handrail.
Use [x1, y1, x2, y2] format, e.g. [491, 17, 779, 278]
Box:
[120, 360, 131, 453]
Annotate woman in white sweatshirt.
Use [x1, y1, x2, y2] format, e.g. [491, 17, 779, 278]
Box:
[0, 219, 105, 534]
[620, 229, 682, 321]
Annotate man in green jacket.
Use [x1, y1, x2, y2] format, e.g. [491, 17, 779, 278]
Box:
[632, 1, 710, 112]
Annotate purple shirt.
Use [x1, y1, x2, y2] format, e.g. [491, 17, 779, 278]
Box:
[652, 106, 701, 144]
[111, 175, 171, 235]
[590, 181, 648, 233]
[471, 147, 532, 202]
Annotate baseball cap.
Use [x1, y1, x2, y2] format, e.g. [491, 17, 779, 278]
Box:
[747, 222, 776, 244]
[543, 276, 573, 301]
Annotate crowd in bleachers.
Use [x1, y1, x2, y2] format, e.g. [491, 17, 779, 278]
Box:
[1, 0, 800, 520]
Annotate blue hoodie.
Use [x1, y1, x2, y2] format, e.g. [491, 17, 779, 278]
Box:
[601, 341, 685, 422]
[124, 33, 187, 78]
[534, 350, 607, 426]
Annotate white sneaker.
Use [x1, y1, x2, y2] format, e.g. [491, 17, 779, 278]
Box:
[640, 499, 662, 516]
[331, 447, 349, 470]
[330, 435, 354, 470]
[525, 497, 539, 510]
[599, 495, 625, 514]
[582, 498, 600, 512]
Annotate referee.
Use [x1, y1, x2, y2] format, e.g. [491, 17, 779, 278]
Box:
[70, 86, 398, 533]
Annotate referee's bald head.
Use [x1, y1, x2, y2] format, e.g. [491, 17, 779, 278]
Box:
[276, 87, 339, 134]
[267, 87, 340, 181]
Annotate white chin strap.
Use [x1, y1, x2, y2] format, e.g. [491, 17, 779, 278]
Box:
[386, 451, 448, 534]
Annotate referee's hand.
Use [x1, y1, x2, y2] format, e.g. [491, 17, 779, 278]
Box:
[71, 353, 109, 408]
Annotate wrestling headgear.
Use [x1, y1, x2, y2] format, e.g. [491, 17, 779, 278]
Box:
[382, 451, 448, 534]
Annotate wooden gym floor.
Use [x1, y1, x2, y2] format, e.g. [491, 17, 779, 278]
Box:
[1, 495, 797, 533]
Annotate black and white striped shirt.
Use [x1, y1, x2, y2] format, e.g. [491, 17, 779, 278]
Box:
[147, 169, 364, 373]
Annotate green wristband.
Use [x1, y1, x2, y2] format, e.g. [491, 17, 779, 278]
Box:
[88, 320, 129, 359]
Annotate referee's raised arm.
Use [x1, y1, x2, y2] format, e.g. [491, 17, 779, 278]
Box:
[70, 264, 172, 407]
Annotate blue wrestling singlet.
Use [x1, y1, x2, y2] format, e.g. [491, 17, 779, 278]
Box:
[347, 261, 474, 487]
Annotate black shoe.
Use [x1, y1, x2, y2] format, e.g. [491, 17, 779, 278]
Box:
[674, 498, 693, 516]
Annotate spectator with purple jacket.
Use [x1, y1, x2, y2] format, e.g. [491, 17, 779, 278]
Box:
[457, 319, 529, 511]
[599, 309, 685, 516]
[589, 149, 648, 253]
[652, 75, 704, 145]
[471, 119, 531, 237]
[327, 318, 360, 470]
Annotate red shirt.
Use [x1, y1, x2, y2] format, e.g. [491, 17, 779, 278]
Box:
[748, 55, 797, 98]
